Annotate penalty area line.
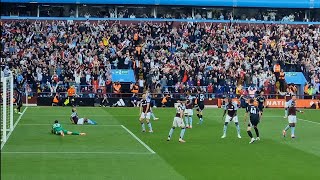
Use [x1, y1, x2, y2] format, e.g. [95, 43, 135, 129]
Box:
[298, 118, 320, 125]
[121, 125, 156, 154]
[17, 124, 121, 126]
[1, 151, 153, 155]
[1, 107, 28, 150]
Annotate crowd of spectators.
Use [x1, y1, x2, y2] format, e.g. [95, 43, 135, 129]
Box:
[1, 20, 320, 99]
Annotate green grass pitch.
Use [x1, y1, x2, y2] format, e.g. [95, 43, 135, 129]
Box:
[1, 107, 320, 180]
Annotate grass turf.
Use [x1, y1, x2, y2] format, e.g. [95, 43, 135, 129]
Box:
[1, 107, 320, 180]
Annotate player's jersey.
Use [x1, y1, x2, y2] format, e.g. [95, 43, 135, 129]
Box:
[285, 92, 292, 102]
[176, 104, 185, 117]
[71, 112, 79, 123]
[256, 96, 265, 107]
[196, 93, 205, 106]
[224, 102, 238, 117]
[141, 99, 151, 112]
[52, 123, 63, 133]
[288, 100, 297, 116]
[246, 105, 260, 120]
[186, 95, 193, 109]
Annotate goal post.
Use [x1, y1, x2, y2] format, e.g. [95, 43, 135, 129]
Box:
[1, 74, 14, 145]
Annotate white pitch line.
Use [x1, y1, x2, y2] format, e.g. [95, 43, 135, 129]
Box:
[17, 124, 121, 126]
[24, 115, 138, 117]
[1, 151, 152, 155]
[298, 118, 320, 125]
[261, 116, 320, 125]
[121, 125, 156, 154]
[1, 107, 28, 150]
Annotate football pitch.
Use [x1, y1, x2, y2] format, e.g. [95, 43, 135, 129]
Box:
[1, 107, 320, 180]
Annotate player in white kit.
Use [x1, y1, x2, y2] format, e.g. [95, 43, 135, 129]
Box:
[70, 108, 97, 125]
[167, 101, 186, 143]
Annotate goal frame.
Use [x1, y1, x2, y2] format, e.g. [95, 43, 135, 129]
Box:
[1, 75, 14, 144]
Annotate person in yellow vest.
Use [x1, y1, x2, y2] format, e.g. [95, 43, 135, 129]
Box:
[279, 69, 286, 92]
[273, 62, 281, 81]
[307, 85, 316, 99]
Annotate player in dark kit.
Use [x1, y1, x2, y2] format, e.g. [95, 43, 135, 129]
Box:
[282, 95, 303, 138]
[256, 91, 266, 115]
[245, 99, 262, 144]
[14, 85, 23, 115]
[195, 88, 205, 125]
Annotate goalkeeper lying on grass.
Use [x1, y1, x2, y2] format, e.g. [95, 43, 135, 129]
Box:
[70, 108, 97, 125]
[51, 120, 86, 136]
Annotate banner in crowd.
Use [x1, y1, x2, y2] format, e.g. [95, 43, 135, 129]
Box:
[216, 98, 319, 108]
[111, 69, 136, 83]
[265, 99, 319, 108]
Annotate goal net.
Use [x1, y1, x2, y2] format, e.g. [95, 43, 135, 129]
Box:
[1, 74, 14, 146]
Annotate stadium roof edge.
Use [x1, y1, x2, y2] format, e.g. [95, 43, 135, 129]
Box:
[1, 0, 320, 9]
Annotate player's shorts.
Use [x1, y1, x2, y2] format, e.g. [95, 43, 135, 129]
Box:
[196, 104, 205, 112]
[184, 109, 193, 116]
[225, 115, 238, 123]
[140, 112, 151, 119]
[288, 115, 297, 123]
[77, 118, 85, 125]
[248, 118, 259, 127]
[258, 105, 264, 112]
[172, 117, 185, 128]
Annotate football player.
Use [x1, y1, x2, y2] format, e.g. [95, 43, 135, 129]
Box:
[221, 98, 241, 139]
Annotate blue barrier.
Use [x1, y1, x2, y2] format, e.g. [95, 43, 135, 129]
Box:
[1, 0, 320, 8]
[1, 16, 320, 24]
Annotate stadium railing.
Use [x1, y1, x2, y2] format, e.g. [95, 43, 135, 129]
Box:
[1, 16, 320, 25]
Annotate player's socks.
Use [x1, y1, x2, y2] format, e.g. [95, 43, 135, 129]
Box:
[87, 119, 97, 125]
[72, 132, 80, 135]
[284, 109, 288, 117]
[168, 127, 175, 138]
[141, 123, 146, 132]
[179, 128, 186, 139]
[291, 127, 295, 137]
[189, 116, 193, 127]
[185, 117, 189, 127]
[235, 123, 240, 135]
[147, 122, 153, 132]
[247, 130, 253, 138]
[151, 113, 156, 120]
[284, 125, 290, 131]
[197, 114, 200, 118]
[199, 115, 203, 124]
[254, 127, 260, 137]
[223, 123, 228, 135]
